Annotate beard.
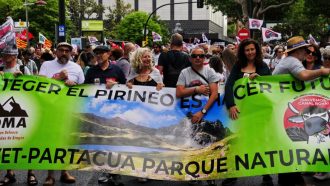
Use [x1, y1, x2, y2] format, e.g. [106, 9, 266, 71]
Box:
[58, 56, 69, 64]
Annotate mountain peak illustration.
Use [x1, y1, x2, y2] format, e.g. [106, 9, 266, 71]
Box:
[0, 97, 28, 117]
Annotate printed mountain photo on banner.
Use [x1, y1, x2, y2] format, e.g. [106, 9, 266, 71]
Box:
[74, 112, 232, 150]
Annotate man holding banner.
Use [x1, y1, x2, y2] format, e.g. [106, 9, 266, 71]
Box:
[0, 45, 35, 186]
[273, 36, 330, 81]
[39, 42, 84, 185]
[39, 42, 85, 86]
[176, 47, 220, 186]
[273, 36, 330, 186]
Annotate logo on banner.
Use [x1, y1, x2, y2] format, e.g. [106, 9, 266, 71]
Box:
[0, 97, 28, 128]
[284, 95, 330, 144]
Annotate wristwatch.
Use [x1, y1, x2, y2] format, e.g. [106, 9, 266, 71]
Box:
[201, 108, 207, 114]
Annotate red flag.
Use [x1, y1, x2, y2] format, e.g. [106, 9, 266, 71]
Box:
[111, 42, 119, 49]
[121, 41, 125, 49]
[20, 29, 34, 41]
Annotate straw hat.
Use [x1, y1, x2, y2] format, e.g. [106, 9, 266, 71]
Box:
[285, 36, 310, 53]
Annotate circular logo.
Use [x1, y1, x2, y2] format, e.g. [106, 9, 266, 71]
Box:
[284, 95, 330, 144]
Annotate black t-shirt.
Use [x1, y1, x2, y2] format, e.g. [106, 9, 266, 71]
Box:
[132, 78, 157, 86]
[158, 50, 190, 88]
[84, 63, 126, 84]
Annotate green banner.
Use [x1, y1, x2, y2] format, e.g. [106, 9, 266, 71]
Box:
[0, 74, 329, 181]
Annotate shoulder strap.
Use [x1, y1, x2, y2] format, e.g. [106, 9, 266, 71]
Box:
[19, 65, 25, 74]
[191, 67, 209, 84]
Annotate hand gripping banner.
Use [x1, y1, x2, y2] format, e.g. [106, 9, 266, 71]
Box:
[0, 74, 330, 181]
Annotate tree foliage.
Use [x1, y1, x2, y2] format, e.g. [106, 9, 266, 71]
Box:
[82, 0, 105, 19]
[104, 0, 134, 35]
[206, 0, 295, 21]
[273, 0, 330, 45]
[68, 0, 105, 37]
[111, 11, 169, 46]
[0, 0, 58, 45]
[206, 0, 295, 32]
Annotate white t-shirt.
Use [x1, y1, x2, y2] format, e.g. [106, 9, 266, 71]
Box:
[272, 56, 305, 78]
[2, 64, 31, 75]
[39, 58, 85, 84]
[177, 66, 220, 87]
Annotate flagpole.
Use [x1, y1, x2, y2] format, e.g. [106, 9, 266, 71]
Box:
[24, 0, 47, 49]
[25, 0, 29, 48]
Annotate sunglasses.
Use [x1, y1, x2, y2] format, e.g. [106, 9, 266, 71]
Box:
[305, 49, 317, 56]
[191, 54, 205, 58]
[324, 57, 330, 60]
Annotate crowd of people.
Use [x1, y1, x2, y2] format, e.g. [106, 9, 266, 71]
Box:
[0, 33, 330, 186]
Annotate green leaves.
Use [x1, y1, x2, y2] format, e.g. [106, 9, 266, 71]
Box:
[111, 11, 169, 46]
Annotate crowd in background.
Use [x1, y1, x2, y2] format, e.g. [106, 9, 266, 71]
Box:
[1, 33, 330, 186]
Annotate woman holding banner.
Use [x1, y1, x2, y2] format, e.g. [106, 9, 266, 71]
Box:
[126, 47, 163, 183]
[223, 39, 272, 186]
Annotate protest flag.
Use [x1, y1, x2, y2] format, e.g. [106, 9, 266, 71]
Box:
[248, 18, 263, 30]
[0, 31, 16, 50]
[262, 27, 281, 42]
[235, 36, 241, 45]
[16, 37, 27, 49]
[193, 37, 200, 44]
[152, 31, 162, 42]
[39, 33, 52, 49]
[202, 33, 208, 43]
[308, 34, 318, 46]
[0, 17, 14, 39]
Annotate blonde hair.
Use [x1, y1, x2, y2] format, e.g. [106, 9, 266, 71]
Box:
[130, 47, 153, 73]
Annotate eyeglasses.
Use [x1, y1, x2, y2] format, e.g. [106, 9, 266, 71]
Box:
[191, 54, 205, 58]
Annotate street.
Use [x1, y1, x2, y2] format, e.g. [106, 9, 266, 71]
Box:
[5, 170, 330, 186]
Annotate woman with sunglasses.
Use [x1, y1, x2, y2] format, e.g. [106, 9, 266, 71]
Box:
[302, 44, 322, 70]
[223, 39, 272, 186]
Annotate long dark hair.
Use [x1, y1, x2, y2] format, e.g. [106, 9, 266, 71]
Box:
[209, 55, 224, 74]
[236, 39, 263, 68]
[78, 51, 95, 67]
[302, 44, 322, 69]
[222, 48, 237, 72]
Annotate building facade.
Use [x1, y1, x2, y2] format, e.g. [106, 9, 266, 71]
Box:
[101, 0, 230, 42]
